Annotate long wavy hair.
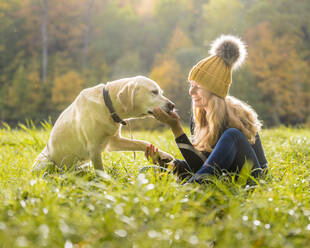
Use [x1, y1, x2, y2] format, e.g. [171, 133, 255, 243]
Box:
[192, 90, 262, 152]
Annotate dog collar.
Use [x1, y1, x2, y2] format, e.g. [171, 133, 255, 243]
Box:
[103, 86, 127, 125]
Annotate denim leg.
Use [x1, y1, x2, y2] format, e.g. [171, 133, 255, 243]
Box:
[195, 128, 262, 178]
[252, 134, 268, 170]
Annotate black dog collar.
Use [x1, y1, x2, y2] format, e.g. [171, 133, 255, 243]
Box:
[103, 86, 127, 125]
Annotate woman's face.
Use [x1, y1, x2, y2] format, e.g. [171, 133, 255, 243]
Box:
[189, 81, 206, 107]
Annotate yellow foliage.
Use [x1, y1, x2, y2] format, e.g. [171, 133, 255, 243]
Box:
[149, 58, 190, 116]
[6, 65, 25, 108]
[27, 71, 44, 112]
[149, 59, 183, 91]
[52, 71, 84, 111]
[167, 27, 192, 54]
[5, 68, 44, 119]
[246, 22, 310, 124]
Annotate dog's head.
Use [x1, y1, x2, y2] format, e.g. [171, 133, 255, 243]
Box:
[117, 76, 175, 118]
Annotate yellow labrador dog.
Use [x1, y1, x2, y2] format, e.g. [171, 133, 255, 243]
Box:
[32, 76, 174, 173]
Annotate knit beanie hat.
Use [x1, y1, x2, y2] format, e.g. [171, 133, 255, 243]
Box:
[188, 35, 247, 99]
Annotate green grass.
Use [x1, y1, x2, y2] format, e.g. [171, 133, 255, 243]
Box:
[0, 125, 310, 248]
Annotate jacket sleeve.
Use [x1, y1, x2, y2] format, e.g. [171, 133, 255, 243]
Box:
[175, 133, 209, 173]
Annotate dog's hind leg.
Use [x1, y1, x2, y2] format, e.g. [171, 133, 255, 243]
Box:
[32, 146, 50, 173]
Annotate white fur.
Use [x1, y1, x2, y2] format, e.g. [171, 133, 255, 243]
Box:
[209, 34, 247, 70]
[32, 76, 174, 173]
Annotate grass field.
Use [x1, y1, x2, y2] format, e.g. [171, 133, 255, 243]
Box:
[0, 124, 310, 248]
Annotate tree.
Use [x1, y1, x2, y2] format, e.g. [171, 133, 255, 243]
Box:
[246, 0, 310, 62]
[51, 71, 84, 111]
[4, 64, 44, 123]
[203, 0, 245, 42]
[26, 71, 45, 118]
[150, 58, 191, 120]
[6, 65, 28, 120]
[82, 0, 94, 68]
[167, 27, 192, 55]
[150, 26, 196, 121]
[111, 52, 144, 79]
[40, 0, 48, 82]
[154, 0, 191, 49]
[0, 1, 26, 101]
[245, 22, 310, 125]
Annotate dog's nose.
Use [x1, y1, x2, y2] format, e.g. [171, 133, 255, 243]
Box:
[167, 102, 175, 111]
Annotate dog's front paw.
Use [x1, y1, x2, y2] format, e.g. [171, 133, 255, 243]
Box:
[158, 150, 174, 164]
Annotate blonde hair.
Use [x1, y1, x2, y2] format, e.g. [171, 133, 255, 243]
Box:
[192, 91, 262, 152]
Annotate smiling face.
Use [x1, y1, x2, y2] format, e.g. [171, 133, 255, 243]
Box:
[132, 76, 175, 117]
[188, 80, 208, 108]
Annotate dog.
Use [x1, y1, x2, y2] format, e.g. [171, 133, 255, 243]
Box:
[32, 76, 175, 173]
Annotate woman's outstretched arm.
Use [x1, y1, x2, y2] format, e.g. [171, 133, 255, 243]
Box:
[151, 107, 208, 173]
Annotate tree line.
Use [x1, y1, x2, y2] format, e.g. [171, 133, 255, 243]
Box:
[1, 0, 310, 127]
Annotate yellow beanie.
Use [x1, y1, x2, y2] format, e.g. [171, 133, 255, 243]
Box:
[188, 35, 247, 99]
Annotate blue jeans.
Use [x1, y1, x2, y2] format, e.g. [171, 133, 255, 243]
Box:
[189, 128, 267, 183]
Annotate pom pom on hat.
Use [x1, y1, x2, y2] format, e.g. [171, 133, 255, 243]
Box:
[209, 35, 247, 70]
[188, 34, 247, 98]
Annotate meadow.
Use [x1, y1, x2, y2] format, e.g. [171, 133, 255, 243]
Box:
[0, 124, 309, 248]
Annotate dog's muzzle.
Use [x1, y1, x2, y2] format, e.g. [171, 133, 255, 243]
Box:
[162, 101, 175, 113]
[166, 102, 175, 112]
[147, 101, 175, 115]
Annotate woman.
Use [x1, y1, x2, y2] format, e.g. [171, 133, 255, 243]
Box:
[145, 35, 268, 183]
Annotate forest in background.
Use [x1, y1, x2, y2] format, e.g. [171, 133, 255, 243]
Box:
[1, 0, 310, 127]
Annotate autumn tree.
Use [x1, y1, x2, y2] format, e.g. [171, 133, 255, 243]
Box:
[167, 27, 192, 55]
[150, 59, 191, 120]
[40, 0, 48, 82]
[51, 71, 84, 112]
[1, 0, 310, 127]
[203, 0, 246, 42]
[246, 22, 310, 125]
[150, 26, 196, 121]
[4, 63, 44, 123]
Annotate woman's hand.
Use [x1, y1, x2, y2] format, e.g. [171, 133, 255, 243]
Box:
[152, 107, 181, 128]
[145, 144, 160, 164]
[152, 107, 184, 138]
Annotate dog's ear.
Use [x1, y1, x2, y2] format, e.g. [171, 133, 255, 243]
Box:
[117, 80, 137, 111]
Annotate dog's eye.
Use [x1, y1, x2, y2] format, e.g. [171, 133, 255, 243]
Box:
[151, 90, 159, 95]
